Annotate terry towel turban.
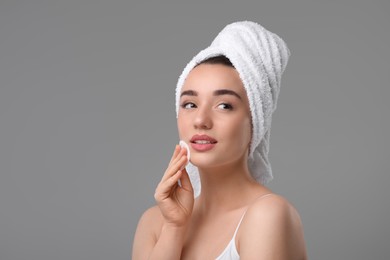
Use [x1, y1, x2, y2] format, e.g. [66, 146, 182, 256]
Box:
[175, 21, 291, 197]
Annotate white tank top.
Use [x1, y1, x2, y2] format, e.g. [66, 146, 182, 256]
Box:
[214, 213, 243, 260]
[215, 193, 273, 260]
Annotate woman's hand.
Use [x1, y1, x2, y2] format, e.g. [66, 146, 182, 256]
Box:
[154, 145, 194, 228]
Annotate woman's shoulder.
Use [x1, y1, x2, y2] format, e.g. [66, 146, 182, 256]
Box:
[237, 193, 307, 259]
[242, 193, 303, 233]
[133, 206, 166, 259]
[135, 205, 164, 240]
[246, 193, 297, 219]
[138, 205, 164, 228]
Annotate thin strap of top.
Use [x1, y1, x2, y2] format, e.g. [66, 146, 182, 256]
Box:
[232, 193, 274, 238]
[215, 193, 275, 260]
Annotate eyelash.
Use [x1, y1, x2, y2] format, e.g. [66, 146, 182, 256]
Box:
[180, 102, 233, 110]
[181, 102, 196, 109]
[218, 103, 233, 110]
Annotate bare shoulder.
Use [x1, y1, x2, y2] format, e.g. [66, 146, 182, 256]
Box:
[136, 205, 164, 237]
[246, 193, 300, 224]
[132, 205, 164, 259]
[139, 205, 163, 223]
[238, 193, 307, 259]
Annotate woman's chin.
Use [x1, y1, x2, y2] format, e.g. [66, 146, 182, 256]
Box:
[189, 159, 227, 170]
[189, 161, 213, 169]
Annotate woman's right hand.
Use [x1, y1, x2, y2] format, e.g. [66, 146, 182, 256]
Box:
[154, 145, 194, 228]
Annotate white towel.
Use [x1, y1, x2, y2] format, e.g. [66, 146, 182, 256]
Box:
[175, 21, 291, 197]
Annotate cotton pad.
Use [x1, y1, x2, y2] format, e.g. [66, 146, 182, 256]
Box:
[179, 140, 190, 169]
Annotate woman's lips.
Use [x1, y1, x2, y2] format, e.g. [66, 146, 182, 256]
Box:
[190, 134, 217, 152]
[190, 142, 216, 152]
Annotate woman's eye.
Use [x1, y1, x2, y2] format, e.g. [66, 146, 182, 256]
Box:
[181, 102, 196, 109]
[218, 103, 233, 110]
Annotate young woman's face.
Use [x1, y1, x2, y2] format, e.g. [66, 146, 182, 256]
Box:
[177, 63, 252, 169]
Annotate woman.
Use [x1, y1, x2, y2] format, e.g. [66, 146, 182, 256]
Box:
[132, 21, 307, 260]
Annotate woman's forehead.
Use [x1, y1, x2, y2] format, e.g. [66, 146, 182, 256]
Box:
[181, 63, 246, 94]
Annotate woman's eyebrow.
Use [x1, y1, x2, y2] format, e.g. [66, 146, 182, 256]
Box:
[180, 89, 242, 100]
[180, 90, 197, 97]
[213, 89, 242, 100]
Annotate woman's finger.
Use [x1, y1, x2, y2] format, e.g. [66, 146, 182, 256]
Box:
[168, 145, 181, 165]
[179, 168, 193, 192]
[166, 170, 183, 188]
[161, 152, 187, 182]
[155, 170, 183, 200]
[170, 146, 187, 165]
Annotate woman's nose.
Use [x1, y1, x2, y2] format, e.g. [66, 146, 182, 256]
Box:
[193, 107, 212, 130]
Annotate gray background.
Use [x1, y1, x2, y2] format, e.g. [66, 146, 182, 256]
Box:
[0, 0, 389, 259]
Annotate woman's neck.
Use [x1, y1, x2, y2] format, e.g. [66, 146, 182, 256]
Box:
[195, 162, 268, 217]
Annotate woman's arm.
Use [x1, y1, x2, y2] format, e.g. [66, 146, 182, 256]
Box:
[132, 145, 194, 260]
[238, 195, 307, 260]
[132, 206, 188, 260]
